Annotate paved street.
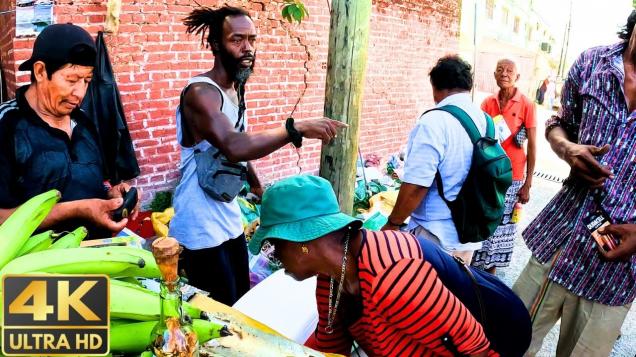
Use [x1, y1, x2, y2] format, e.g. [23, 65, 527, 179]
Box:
[493, 106, 636, 357]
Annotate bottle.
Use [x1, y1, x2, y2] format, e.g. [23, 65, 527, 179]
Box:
[150, 237, 199, 357]
[511, 203, 523, 224]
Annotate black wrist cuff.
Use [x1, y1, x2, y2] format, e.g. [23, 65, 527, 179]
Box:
[285, 117, 303, 148]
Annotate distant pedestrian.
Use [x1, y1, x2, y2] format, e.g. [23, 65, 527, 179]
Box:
[535, 78, 548, 104]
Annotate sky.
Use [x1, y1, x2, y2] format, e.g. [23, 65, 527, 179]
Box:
[533, 0, 634, 64]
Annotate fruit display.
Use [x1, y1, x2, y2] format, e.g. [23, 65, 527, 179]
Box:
[0, 190, 342, 357]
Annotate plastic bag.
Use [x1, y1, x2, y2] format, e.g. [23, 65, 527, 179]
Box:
[248, 244, 281, 288]
[362, 211, 388, 231]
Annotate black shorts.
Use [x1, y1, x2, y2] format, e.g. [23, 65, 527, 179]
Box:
[179, 234, 250, 306]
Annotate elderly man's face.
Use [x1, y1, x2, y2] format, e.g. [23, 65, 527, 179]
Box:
[494, 61, 519, 90]
[34, 62, 93, 117]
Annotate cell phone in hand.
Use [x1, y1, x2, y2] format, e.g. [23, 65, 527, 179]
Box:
[583, 211, 618, 253]
[112, 187, 138, 222]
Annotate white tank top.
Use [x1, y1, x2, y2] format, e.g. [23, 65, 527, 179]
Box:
[169, 77, 247, 249]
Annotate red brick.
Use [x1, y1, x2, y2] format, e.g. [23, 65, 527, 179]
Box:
[2, 0, 459, 202]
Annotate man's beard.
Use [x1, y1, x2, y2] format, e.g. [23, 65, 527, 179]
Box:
[235, 66, 253, 84]
[218, 48, 255, 85]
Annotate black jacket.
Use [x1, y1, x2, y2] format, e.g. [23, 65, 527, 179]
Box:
[81, 31, 139, 184]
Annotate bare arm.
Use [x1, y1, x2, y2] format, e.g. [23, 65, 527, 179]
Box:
[0, 199, 128, 232]
[246, 162, 262, 189]
[526, 127, 536, 183]
[1, 202, 76, 227]
[518, 127, 536, 204]
[184, 84, 344, 162]
[382, 183, 429, 230]
[246, 162, 264, 199]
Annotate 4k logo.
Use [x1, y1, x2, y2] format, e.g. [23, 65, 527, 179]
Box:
[2, 275, 109, 356]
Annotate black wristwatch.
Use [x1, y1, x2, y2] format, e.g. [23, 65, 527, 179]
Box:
[285, 117, 303, 148]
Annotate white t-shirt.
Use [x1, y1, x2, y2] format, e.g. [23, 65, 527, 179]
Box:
[403, 93, 486, 251]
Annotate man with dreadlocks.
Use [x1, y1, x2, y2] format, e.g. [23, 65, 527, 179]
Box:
[169, 6, 345, 305]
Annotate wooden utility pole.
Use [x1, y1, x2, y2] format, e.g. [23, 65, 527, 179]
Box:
[319, 0, 372, 214]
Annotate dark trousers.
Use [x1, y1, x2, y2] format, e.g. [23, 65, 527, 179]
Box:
[179, 234, 250, 306]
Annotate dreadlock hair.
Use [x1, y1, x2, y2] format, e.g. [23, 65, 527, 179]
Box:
[618, 10, 636, 41]
[183, 6, 251, 55]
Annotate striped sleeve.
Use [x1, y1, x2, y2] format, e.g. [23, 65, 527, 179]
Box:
[545, 49, 586, 141]
[371, 258, 490, 355]
[305, 276, 353, 356]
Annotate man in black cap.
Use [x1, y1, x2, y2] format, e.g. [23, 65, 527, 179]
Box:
[0, 24, 138, 237]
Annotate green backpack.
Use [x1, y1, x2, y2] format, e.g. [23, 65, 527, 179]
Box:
[428, 105, 513, 244]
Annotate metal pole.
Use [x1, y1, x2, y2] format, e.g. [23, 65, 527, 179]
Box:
[560, 0, 573, 78]
[472, 1, 478, 101]
[557, 0, 573, 78]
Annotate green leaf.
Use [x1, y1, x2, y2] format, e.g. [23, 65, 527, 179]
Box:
[290, 5, 303, 23]
[281, 5, 290, 20]
[281, 2, 308, 24]
[298, 2, 309, 17]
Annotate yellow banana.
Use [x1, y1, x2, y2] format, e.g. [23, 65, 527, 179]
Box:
[0, 190, 61, 269]
[0, 246, 160, 278]
[16, 230, 54, 256]
[49, 226, 88, 249]
[151, 207, 173, 237]
[110, 319, 230, 354]
[110, 279, 204, 321]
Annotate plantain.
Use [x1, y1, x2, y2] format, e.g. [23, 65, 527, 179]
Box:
[0, 190, 61, 269]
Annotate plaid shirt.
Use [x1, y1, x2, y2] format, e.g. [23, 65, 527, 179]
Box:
[523, 42, 636, 306]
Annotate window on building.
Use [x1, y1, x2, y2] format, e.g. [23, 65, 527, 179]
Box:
[514, 17, 520, 33]
[526, 25, 532, 41]
[502, 7, 509, 25]
[486, 0, 495, 19]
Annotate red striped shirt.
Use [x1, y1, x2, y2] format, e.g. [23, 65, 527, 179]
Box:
[306, 230, 496, 356]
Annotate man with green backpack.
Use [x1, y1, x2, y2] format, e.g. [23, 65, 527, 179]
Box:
[383, 55, 512, 264]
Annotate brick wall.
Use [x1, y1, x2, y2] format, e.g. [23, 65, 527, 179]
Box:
[0, 0, 17, 100]
[2, 0, 460, 202]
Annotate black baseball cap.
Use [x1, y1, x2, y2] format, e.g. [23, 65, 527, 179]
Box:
[18, 23, 97, 71]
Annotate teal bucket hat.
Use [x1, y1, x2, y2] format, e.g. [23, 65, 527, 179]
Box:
[248, 175, 361, 255]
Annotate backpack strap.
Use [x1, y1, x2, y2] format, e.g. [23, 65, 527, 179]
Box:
[434, 105, 495, 142]
[422, 105, 493, 203]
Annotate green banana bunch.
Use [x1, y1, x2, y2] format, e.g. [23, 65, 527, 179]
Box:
[110, 279, 204, 321]
[49, 226, 87, 249]
[16, 230, 55, 256]
[110, 319, 230, 353]
[0, 246, 160, 278]
[192, 317, 232, 343]
[0, 190, 61, 269]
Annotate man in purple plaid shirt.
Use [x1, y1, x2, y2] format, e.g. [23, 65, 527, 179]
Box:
[512, 11, 636, 356]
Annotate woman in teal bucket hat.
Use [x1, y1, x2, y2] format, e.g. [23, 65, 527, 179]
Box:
[248, 175, 495, 356]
